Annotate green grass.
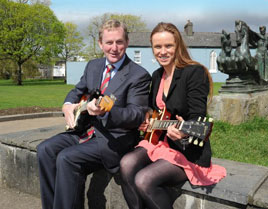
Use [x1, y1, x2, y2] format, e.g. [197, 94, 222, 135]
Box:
[0, 79, 74, 109]
[210, 117, 268, 167]
[0, 79, 267, 167]
[213, 82, 223, 96]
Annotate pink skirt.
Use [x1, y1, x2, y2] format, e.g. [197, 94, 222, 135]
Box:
[137, 139, 226, 186]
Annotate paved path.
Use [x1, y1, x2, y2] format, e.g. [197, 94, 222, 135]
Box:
[0, 115, 65, 209]
[0, 117, 65, 134]
[0, 184, 42, 209]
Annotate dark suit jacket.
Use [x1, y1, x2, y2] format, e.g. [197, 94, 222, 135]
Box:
[64, 55, 151, 173]
[149, 65, 212, 167]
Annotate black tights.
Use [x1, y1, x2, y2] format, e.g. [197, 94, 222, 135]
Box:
[120, 147, 187, 209]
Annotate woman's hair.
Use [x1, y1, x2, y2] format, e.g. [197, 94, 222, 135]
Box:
[99, 19, 129, 43]
[150, 22, 213, 100]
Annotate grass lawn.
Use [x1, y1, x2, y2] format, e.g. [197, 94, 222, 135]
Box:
[0, 79, 267, 167]
[0, 79, 74, 109]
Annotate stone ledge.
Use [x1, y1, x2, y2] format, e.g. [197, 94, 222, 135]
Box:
[0, 126, 268, 209]
[0, 112, 63, 122]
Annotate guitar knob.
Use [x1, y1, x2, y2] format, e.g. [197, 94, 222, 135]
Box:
[198, 117, 201, 121]
[188, 136, 194, 143]
[203, 117, 207, 122]
[193, 139, 198, 145]
[199, 141, 204, 147]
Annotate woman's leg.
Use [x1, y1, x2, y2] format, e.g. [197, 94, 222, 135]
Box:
[120, 147, 152, 209]
[135, 159, 187, 209]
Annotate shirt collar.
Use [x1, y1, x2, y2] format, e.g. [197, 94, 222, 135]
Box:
[105, 54, 126, 70]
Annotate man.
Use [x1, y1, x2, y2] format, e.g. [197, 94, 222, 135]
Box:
[37, 19, 151, 209]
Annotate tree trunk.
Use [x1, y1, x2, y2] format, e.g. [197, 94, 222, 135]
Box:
[17, 63, 23, 85]
[64, 60, 67, 84]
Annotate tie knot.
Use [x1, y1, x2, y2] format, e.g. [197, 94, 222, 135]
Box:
[106, 64, 114, 72]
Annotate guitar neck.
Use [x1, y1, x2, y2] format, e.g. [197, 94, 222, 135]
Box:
[151, 120, 182, 130]
[78, 97, 102, 113]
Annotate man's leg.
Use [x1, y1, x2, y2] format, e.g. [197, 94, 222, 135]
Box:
[53, 137, 104, 209]
[37, 132, 79, 209]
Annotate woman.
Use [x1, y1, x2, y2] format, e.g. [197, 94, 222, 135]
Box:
[120, 22, 226, 209]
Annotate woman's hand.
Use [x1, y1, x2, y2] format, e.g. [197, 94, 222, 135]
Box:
[138, 112, 150, 132]
[166, 115, 187, 141]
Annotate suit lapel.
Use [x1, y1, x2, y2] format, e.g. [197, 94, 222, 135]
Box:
[104, 56, 130, 95]
[166, 68, 182, 100]
[89, 59, 105, 90]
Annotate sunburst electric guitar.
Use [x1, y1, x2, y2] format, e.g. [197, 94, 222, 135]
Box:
[144, 107, 213, 148]
[65, 89, 116, 132]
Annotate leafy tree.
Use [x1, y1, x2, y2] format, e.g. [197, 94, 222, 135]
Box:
[58, 22, 85, 83]
[86, 13, 148, 60]
[13, 0, 51, 6]
[0, 0, 65, 85]
[110, 14, 147, 33]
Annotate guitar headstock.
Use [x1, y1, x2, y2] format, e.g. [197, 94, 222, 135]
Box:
[179, 117, 213, 147]
[97, 94, 116, 112]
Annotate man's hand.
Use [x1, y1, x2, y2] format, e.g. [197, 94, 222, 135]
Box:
[86, 98, 106, 116]
[166, 115, 187, 141]
[62, 103, 79, 129]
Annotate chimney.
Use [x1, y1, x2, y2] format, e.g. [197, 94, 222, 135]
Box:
[184, 20, 193, 36]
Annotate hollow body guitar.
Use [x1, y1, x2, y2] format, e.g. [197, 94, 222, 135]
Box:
[144, 107, 213, 147]
[66, 89, 116, 132]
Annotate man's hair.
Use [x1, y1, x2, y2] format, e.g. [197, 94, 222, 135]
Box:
[99, 19, 129, 42]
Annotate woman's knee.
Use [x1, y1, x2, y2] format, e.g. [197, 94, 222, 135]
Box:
[135, 170, 152, 194]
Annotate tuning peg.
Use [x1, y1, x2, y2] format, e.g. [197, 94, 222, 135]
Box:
[188, 136, 194, 143]
[203, 117, 207, 122]
[208, 118, 214, 122]
[193, 139, 198, 145]
[199, 141, 204, 147]
[198, 117, 201, 121]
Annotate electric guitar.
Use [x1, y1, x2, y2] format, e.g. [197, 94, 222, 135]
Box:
[65, 89, 116, 132]
[144, 107, 213, 148]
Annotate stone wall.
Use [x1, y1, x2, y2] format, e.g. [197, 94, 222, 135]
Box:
[208, 90, 268, 124]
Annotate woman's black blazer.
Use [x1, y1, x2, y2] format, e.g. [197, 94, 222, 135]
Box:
[149, 65, 212, 167]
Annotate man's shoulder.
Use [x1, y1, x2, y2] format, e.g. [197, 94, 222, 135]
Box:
[126, 57, 150, 76]
[87, 57, 106, 66]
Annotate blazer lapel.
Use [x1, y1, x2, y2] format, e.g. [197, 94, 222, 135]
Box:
[89, 59, 106, 90]
[104, 56, 130, 95]
[166, 68, 182, 100]
[152, 68, 163, 109]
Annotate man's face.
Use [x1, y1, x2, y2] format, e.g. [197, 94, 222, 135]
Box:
[98, 27, 129, 64]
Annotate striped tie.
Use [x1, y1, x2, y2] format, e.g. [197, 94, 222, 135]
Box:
[79, 64, 114, 143]
[100, 64, 114, 94]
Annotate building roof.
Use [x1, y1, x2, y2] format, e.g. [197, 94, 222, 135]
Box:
[128, 32, 237, 48]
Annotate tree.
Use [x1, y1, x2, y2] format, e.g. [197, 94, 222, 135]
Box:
[13, 0, 51, 6]
[59, 22, 85, 83]
[86, 13, 148, 59]
[0, 0, 65, 85]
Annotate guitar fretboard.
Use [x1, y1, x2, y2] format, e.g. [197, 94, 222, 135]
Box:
[151, 120, 182, 130]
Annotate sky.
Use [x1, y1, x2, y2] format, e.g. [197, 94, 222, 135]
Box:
[50, 0, 268, 35]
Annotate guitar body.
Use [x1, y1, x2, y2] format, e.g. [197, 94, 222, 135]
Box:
[143, 108, 213, 148]
[144, 108, 171, 145]
[66, 89, 116, 132]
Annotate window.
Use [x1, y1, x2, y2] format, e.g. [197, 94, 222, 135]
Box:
[134, 50, 141, 64]
[209, 50, 217, 73]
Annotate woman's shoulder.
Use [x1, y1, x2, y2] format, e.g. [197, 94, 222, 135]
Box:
[182, 64, 205, 72]
[152, 67, 164, 78]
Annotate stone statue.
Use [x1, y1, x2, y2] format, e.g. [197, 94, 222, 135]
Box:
[217, 30, 235, 73]
[217, 20, 268, 93]
[254, 26, 268, 81]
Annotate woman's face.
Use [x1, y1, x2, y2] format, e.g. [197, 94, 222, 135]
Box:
[152, 31, 176, 69]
